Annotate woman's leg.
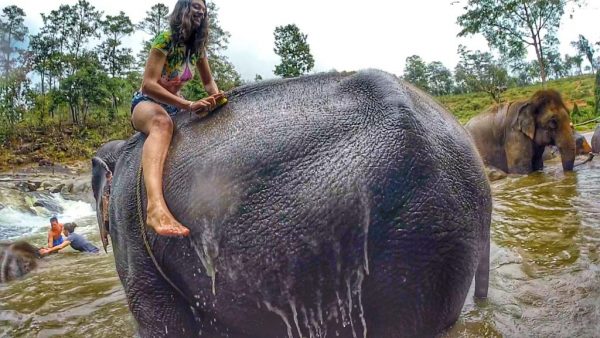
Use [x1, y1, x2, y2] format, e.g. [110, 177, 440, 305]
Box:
[131, 102, 189, 236]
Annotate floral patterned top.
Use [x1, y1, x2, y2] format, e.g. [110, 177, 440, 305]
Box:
[151, 30, 206, 88]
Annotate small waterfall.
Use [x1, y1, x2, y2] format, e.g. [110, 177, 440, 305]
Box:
[0, 190, 95, 240]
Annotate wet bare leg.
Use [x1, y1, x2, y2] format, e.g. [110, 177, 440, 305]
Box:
[132, 102, 190, 236]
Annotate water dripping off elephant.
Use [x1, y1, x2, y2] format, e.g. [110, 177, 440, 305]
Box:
[92, 70, 492, 338]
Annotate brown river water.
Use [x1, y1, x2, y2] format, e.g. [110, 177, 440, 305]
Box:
[1, 157, 599, 337]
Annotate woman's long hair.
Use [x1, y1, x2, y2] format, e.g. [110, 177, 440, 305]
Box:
[169, 0, 209, 57]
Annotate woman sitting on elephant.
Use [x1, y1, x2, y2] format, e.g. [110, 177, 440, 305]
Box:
[132, 0, 225, 236]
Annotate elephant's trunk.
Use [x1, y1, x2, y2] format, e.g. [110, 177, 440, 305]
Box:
[557, 132, 576, 171]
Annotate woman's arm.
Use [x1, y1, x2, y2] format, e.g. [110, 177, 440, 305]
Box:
[40, 240, 71, 255]
[141, 49, 192, 110]
[197, 56, 220, 96]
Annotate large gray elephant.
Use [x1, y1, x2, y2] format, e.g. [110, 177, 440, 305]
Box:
[92, 70, 492, 338]
[465, 90, 576, 174]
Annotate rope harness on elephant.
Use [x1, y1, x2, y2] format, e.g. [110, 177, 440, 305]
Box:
[135, 162, 192, 304]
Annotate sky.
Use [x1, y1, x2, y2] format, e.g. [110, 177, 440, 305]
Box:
[2, 0, 600, 81]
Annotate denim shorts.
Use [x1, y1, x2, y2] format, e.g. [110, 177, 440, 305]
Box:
[131, 91, 180, 116]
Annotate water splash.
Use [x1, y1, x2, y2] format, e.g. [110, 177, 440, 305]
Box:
[290, 298, 304, 338]
[358, 186, 370, 276]
[345, 278, 358, 338]
[190, 236, 217, 295]
[355, 269, 368, 338]
[264, 301, 294, 338]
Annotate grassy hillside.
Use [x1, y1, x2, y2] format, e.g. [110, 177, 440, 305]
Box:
[0, 74, 598, 171]
[0, 114, 134, 171]
[437, 74, 598, 130]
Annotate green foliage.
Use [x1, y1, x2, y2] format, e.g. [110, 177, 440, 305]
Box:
[403, 55, 429, 91]
[0, 5, 28, 75]
[595, 69, 600, 115]
[454, 45, 508, 102]
[205, 3, 241, 91]
[571, 34, 596, 73]
[457, 0, 579, 84]
[98, 11, 135, 77]
[273, 24, 314, 78]
[0, 68, 29, 130]
[137, 3, 169, 37]
[426, 61, 453, 96]
[57, 53, 111, 125]
[136, 3, 169, 70]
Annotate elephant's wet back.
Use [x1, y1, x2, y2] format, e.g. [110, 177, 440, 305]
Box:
[87, 70, 491, 337]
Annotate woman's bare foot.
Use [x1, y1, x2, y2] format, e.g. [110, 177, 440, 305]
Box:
[146, 203, 190, 236]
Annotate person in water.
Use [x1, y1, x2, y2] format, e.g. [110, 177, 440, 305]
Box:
[131, 0, 225, 237]
[46, 216, 64, 249]
[39, 222, 99, 255]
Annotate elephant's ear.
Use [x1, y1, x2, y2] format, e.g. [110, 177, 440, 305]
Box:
[91, 157, 112, 252]
[514, 102, 536, 140]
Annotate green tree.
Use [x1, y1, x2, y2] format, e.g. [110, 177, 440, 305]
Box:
[543, 35, 566, 79]
[40, 1, 103, 124]
[26, 33, 59, 118]
[426, 61, 453, 96]
[402, 55, 429, 91]
[0, 67, 30, 131]
[205, 2, 241, 91]
[136, 3, 169, 69]
[454, 45, 508, 103]
[40, 1, 102, 82]
[571, 54, 584, 75]
[571, 34, 596, 73]
[457, 0, 578, 84]
[181, 2, 242, 99]
[68, 0, 103, 73]
[595, 69, 600, 115]
[0, 5, 28, 76]
[58, 52, 110, 125]
[273, 24, 314, 78]
[98, 11, 135, 117]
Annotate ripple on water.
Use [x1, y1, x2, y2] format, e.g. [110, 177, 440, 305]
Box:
[2, 160, 600, 337]
[0, 229, 135, 337]
[445, 160, 600, 337]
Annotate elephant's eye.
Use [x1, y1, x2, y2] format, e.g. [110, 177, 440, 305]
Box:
[549, 118, 557, 129]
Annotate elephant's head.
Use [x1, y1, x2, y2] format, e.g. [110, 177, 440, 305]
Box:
[91, 140, 125, 251]
[514, 89, 575, 171]
[574, 128, 593, 155]
[0, 241, 40, 283]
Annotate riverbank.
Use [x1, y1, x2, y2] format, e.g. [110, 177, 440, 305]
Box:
[0, 116, 134, 172]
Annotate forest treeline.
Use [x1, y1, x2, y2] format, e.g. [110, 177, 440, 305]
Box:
[0, 0, 599, 167]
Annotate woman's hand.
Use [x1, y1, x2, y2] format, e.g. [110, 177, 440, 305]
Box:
[190, 92, 226, 116]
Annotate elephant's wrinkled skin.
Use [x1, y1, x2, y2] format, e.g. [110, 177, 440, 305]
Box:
[466, 90, 576, 174]
[0, 241, 39, 283]
[592, 125, 600, 153]
[93, 70, 492, 338]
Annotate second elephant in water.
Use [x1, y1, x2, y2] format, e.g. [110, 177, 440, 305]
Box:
[466, 89, 575, 174]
